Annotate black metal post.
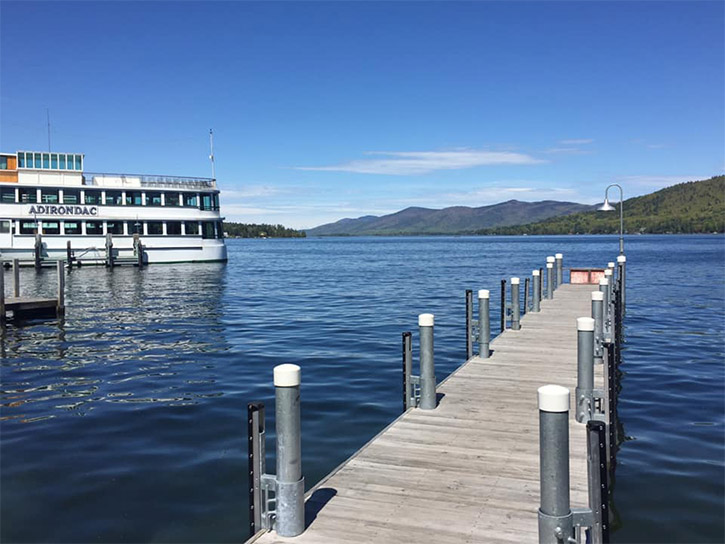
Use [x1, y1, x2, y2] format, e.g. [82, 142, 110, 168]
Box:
[402, 331, 412, 411]
[247, 402, 266, 536]
[500, 279, 506, 333]
[465, 289, 473, 359]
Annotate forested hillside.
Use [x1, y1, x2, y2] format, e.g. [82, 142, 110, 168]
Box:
[478, 176, 724, 235]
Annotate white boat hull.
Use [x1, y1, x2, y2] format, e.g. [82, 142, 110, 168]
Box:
[0, 236, 227, 264]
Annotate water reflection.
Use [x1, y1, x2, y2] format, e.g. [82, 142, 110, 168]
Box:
[0, 263, 229, 422]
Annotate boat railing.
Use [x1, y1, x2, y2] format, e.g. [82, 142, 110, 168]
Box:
[83, 172, 216, 190]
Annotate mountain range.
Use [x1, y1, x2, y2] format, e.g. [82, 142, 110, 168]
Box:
[306, 200, 592, 236]
[306, 176, 724, 236]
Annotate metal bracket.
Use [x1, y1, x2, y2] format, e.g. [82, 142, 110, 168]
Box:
[470, 319, 480, 343]
[410, 374, 421, 407]
[572, 507, 595, 528]
[260, 473, 278, 531]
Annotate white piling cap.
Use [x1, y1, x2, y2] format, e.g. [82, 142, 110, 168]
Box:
[274, 364, 301, 387]
[532, 270, 540, 276]
[538, 384, 570, 413]
[555, 253, 563, 259]
[419, 313, 434, 327]
[591, 291, 604, 301]
[617, 255, 627, 263]
[478, 289, 490, 299]
[604, 269, 613, 276]
[546, 263, 553, 268]
[546, 256, 556, 263]
[599, 277, 609, 286]
[608, 262, 615, 268]
[511, 277, 520, 285]
[577, 317, 595, 331]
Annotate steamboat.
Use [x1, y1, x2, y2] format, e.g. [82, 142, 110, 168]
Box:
[0, 150, 227, 264]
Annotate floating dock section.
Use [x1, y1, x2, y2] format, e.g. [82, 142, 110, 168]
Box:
[246, 254, 626, 544]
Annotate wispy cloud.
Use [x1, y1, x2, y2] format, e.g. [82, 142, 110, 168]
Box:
[220, 186, 288, 199]
[614, 175, 703, 189]
[440, 186, 580, 204]
[293, 149, 545, 176]
[543, 147, 591, 155]
[559, 138, 593, 145]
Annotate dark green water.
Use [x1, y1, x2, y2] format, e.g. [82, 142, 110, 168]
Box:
[1, 235, 723, 543]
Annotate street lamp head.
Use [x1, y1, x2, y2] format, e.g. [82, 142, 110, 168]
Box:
[598, 198, 616, 212]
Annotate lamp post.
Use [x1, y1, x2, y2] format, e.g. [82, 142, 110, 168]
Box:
[599, 184, 624, 255]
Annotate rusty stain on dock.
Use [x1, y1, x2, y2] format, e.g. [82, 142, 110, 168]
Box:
[250, 284, 599, 544]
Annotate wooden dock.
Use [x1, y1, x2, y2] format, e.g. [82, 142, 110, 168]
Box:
[249, 283, 600, 544]
[1, 259, 65, 320]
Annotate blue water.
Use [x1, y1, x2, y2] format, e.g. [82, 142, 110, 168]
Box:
[1, 235, 723, 543]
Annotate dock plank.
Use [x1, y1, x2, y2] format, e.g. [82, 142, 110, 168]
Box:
[250, 284, 597, 544]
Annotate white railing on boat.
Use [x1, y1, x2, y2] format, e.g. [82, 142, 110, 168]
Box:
[83, 172, 216, 190]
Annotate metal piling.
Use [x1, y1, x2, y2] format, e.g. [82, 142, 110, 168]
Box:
[273, 364, 305, 537]
[575, 317, 595, 423]
[479, 289, 490, 358]
[510, 277, 521, 330]
[532, 270, 541, 312]
[538, 385, 573, 544]
[418, 313, 436, 410]
[555, 253, 563, 287]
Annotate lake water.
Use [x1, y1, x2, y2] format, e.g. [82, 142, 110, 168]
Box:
[1, 235, 723, 543]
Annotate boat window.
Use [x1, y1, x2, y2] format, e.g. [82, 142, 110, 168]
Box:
[20, 221, 37, 234]
[42, 153, 50, 169]
[85, 190, 101, 205]
[75, 155, 82, 170]
[166, 221, 182, 235]
[145, 192, 162, 206]
[59, 154, 66, 169]
[63, 189, 80, 204]
[17, 153, 24, 168]
[64, 221, 81, 235]
[200, 193, 213, 210]
[147, 221, 163, 235]
[216, 221, 224, 239]
[213, 193, 220, 210]
[104, 190, 122, 205]
[42, 221, 60, 235]
[165, 192, 180, 207]
[183, 193, 198, 207]
[41, 189, 59, 204]
[0, 221, 10, 233]
[34, 153, 42, 169]
[125, 191, 143, 206]
[86, 221, 103, 235]
[19, 188, 38, 203]
[106, 221, 124, 235]
[1, 187, 15, 203]
[201, 221, 215, 239]
[0, 156, 7, 169]
[51, 154, 58, 169]
[129, 221, 143, 235]
[184, 221, 199, 235]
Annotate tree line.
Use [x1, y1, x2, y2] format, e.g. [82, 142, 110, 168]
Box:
[223, 222, 306, 238]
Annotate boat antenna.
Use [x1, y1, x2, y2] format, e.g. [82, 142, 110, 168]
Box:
[209, 129, 216, 181]
[46, 109, 51, 152]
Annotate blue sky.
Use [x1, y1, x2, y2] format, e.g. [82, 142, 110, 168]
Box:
[1, 1, 723, 229]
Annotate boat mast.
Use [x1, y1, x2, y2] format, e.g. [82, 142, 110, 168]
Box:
[209, 129, 216, 181]
[47, 109, 51, 152]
